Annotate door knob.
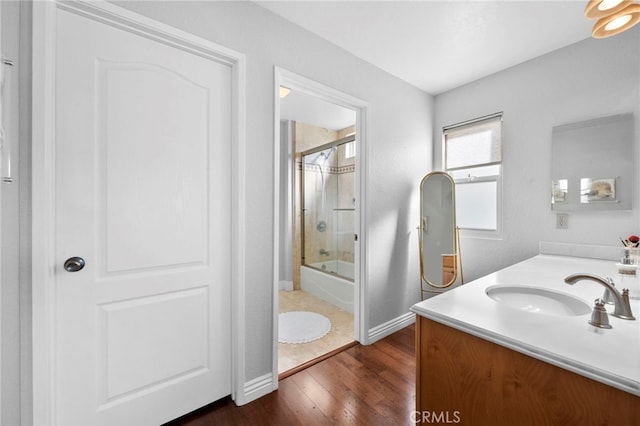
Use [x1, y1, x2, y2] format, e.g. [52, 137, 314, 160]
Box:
[64, 256, 85, 272]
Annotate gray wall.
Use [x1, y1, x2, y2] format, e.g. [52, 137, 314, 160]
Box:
[114, 0, 432, 384]
[434, 27, 640, 282]
[1, 1, 32, 425]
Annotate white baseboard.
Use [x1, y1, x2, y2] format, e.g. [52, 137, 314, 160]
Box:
[367, 311, 415, 344]
[234, 373, 275, 406]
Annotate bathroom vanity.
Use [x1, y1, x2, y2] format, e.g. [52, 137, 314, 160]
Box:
[411, 254, 640, 425]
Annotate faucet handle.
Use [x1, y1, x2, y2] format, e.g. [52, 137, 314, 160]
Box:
[621, 289, 636, 320]
[589, 299, 612, 329]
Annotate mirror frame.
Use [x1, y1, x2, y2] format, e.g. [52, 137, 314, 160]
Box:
[418, 171, 460, 292]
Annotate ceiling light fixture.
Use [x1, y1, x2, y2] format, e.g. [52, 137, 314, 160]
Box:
[585, 0, 640, 38]
[279, 86, 291, 98]
[585, 0, 630, 19]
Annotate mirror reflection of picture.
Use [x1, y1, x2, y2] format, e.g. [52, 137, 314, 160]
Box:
[551, 179, 568, 203]
[580, 177, 616, 203]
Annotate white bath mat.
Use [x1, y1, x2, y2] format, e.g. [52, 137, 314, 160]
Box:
[278, 311, 331, 344]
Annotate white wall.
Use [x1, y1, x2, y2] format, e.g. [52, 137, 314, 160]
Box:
[114, 1, 432, 385]
[434, 27, 640, 282]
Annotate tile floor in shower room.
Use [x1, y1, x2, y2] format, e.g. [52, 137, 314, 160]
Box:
[278, 290, 354, 374]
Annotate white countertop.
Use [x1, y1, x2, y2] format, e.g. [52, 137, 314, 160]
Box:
[411, 254, 640, 396]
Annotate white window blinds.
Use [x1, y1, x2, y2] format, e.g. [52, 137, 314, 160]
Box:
[444, 113, 502, 171]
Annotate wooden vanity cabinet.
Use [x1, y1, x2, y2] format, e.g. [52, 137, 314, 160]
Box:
[416, 316, 639, 425]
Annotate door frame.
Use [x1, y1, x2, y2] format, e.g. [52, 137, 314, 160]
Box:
[272, 67, 370, 383]
[31, 1, 246, 423]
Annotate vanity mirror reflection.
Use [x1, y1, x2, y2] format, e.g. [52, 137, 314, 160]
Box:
[419, 171, 463, 299]
[551, 113, 634, 211]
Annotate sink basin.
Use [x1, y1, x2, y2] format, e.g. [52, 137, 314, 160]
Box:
[486, 285, 591, 316]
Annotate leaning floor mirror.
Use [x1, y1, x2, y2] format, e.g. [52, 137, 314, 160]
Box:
[418, 171, 463, 299]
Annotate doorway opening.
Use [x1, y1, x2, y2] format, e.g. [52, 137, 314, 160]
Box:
[273, 69, 367, 379]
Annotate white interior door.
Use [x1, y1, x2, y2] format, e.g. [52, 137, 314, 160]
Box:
[53, 7, 231, 425]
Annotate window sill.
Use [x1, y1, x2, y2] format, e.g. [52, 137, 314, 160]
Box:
[459, 228, 503, 241]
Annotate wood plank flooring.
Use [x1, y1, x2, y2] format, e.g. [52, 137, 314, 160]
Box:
[165, 324, 416, 426]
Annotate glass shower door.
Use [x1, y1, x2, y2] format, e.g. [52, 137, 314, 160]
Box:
[301, 137, 355, 280]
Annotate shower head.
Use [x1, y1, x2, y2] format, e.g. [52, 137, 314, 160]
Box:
[305, 146, 338, 166]
[320, 146, 337, 160]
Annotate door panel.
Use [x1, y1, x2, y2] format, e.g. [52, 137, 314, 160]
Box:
[97, 287, 209, 402]
[53, 8, 231, 425]
[97, 60, 209, 273]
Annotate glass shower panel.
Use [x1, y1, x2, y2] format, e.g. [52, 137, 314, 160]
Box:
[301, 139, 355, 281]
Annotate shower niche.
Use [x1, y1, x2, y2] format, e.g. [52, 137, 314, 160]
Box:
[301, 135, 356, 283]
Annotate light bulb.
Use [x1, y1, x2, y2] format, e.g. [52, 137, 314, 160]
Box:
[598, 0, 624, 11]
[279, 86, 291, 98]
[605, 13, 633, 30]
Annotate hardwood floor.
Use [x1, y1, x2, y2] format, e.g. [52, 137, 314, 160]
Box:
[165, 324, 416, 426]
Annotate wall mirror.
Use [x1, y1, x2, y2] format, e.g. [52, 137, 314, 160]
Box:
[551, 113, 634, 211]
[419, 171, 462, 299]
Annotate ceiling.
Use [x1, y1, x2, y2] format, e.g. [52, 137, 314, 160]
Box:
[257, 0, 594, 96]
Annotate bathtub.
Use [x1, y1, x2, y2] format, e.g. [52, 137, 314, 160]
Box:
[300, 260, 354, 314]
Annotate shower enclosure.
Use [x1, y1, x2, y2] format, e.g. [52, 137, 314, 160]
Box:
[301, 135, 355, 285]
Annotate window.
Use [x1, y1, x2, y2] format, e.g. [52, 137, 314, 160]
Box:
[344, 140, 356, 159]
[444, 113, 502, 233]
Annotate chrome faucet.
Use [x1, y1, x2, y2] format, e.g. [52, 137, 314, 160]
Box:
[319, 249, 330, 256]
[564, 273, 635, 320]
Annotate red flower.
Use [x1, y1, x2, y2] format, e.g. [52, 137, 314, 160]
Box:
[628, 235, 640, 243]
